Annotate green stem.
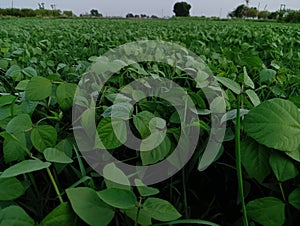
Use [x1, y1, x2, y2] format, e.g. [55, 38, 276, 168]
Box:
[279, 183, 286, 202]
[134, 197, 142, 226]
[182, 168, 188, 218]
[46, 167, 64, 204]
[235, 94, 248, 226]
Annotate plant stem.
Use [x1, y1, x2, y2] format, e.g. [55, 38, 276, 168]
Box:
[134, 197, 142, 226]
[279, 183, 286, 202]
[182, 168, 188, 218]
[235, 94, 248, 226]
[46, 167, 64, 204]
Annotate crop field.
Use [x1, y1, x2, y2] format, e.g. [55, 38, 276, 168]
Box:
[0, 18, 300, 226]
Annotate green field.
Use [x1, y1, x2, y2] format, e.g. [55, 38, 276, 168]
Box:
[0, 18, 300, 226]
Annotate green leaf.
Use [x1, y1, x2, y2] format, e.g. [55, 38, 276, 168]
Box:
[245, 89, 260, 107]
[123, 208, 152, 226]
[143, 198, 181, 222]
[140, 135, 171, 165]
[22, 67, 37, 78]
[133, 111, 155, 138]
[6, 65, 23, 82]
[0, 160, 51, 178]
[243, 66, 255, 89]
[15, 80, 29, 91]
[25, 76, 52, 101]
[0, 205, 35, 226]
[260, 69, 276, 84]
[66, 187, 114, 226]
[135, 179, 160, 197]
[241, 138, 271, 183]
[6, 114, 32, 135]
[288, 188, 300, 211]
[2, 132, 26, 163]
[56, 83, 77, 110]
[31, 125, 57, 152]
[97, 188, 137, 209]
[0, 178, 24, 200]
[0, 95, 16, 107]
[269, 152, 298, 182]
[215, 76, 241, 94]
[247, 197, 285, 226]
[243, 99, 300, 155]
[44, 148, 73, 164]
[97, 117, 126, 149]
[103, 163, 130, 190]
[41, 202, 76, 226]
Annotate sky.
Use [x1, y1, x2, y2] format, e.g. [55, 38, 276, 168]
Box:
[0, 0, 299, 18]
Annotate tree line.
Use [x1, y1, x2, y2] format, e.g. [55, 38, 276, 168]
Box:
[228, 4, 300, 22]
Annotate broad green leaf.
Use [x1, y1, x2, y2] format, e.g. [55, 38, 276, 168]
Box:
[97, 117, 126, 149]
[140, 135, 171, 165]
[0, 205, 34, 226]
[6, 114, 32, 135]
[133, 111, 156, 138]
[241, 138, 271, 183]
[215, 76, 241, 94]
[247, 197, 285, 226]
[25, 76, 52, 100]
[97, 188, 137, 209]
[245, 89, 260, 107]
[31, 125, 57, 152]
[243, 99, 300, 156]
[66, 187, 114, 226]
[269, 152, 298, 182]
[102, 102, 132, 119]
[2, 132, 26, 163]
[56, 83, 77, 110]
[210, 96, 226, 114]
[0, 178, 24, 200]
[288, 96, 300, 108]
[103, 163, 130, 190]
[135, 179, 160, 197]
[288, 188, 300, 211]
[41, 202, 76, 226]
[22, 67, 37, 78]
[44, 148, 73, 164]
[0, 95, 15, 107]
[6, 65, 22, 82]
[1, 160, 51, 178]
[15, 80, 29, 91]
[124, 208, 152, 226]
[143, 198, 181, 222]
[260, 69, 276, 84]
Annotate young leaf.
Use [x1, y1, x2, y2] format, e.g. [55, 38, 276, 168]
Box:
[135, 179, 160, 197]
[41, 202, 76, 226]
[97, 188, 137, 209]
[0, 160, 51, 178]
[31, 125, 57, 152]
[245, 89, 260, 107]
[243, 66, 255, 89]
[6, 114, 32, 135]
[66, 187, 114, 226]
[143, 198, 181, 222]
[215, 76, 241, 94]
[269, 152, 298, 182]
[247, 197, 285, 226]
[25, 76, 52, 101]
[103, 163, 131, 190]
[44, 148, 73, 164]
[0, 177, 24, 200]
[0, 205, 35, 226]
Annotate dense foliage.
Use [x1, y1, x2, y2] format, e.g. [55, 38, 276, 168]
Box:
[173, 2, 192, 17]
[0, 18, 300, 226]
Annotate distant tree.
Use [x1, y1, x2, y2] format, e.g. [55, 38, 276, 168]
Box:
[38, 3, 45, 10]
[228, 4, 247, 18]
[140, 14, 147, 18]
[90, 9, 100, 16]
[126, 13, 134, 18]
[258, 11, 271, 19]
[244, 7, 258, 18]
[134, 14, 139, 18]
[63, 10, 73, 17]
[151, 15, 158, 19]
[173, 2, 191, 17]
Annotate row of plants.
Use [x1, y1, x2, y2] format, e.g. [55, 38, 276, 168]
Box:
[0, 18, 299, 225]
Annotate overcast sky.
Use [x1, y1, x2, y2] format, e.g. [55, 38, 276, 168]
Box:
[1, 0, 299, 17]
